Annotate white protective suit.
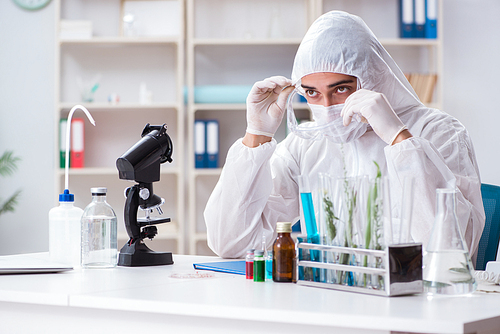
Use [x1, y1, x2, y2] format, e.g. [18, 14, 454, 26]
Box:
[204, 11, 485, 260]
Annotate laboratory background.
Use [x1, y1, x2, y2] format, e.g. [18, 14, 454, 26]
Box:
[0, 0, 498, 257]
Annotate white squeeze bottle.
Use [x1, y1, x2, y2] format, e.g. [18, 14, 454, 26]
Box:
[49, 189, 83, 266]
[49, 104, 95, 267]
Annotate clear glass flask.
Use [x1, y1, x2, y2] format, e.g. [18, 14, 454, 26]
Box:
[423, 188, 476, 295]
[81, 187, 118, 268]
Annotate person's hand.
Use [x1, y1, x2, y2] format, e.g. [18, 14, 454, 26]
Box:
[246, 76, 295, 138]
[342, 89, 408, 145]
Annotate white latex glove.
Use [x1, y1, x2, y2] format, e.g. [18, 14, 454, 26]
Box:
[342, 89, 407, 145]
[246, 76, 295, 137]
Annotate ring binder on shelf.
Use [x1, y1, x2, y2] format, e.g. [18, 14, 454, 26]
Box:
[70, 118, 85, 168]
[206, 120, 219, 168]
[425, 0, 438, 38]
[194, 119, 219, 168]
[400, 0, 415, 38]
[415, 0, 426, 38]
[194, 120, 206, 168]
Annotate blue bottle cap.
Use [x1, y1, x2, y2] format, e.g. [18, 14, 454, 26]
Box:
[59, 189, 75, 202]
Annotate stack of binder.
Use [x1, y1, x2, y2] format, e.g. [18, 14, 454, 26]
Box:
[194, 119, 219, 168]
[400, 0, 437, 39]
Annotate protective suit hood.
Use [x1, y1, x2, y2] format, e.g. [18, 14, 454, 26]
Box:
[291, 11, 422, 115]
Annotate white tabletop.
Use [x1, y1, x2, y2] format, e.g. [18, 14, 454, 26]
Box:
[0, 253, 499, 334]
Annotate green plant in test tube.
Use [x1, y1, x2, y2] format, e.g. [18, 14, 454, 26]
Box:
[363, 161, 384, 288]
[322, 193, 337, 242]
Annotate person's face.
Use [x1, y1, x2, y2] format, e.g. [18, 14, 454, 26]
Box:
[301, 72, 357, 106]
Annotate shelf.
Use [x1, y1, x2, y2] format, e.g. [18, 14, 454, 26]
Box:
[59, 102, 179, 111]
[193, 233, 208, 241]
[60, 36, 180, 46]
[57, 167, 181, 176]
[379, 38, 440, 47]
[192, 38, 439, 47]
[192, 102, 309, 112]
[191, 38, 438, 48]
[192, 38, 303, 46]
[192, 103, 246, 111]
[192, 168, 222, 177]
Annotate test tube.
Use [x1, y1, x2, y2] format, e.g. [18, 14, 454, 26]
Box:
[399, 177, 414, 244]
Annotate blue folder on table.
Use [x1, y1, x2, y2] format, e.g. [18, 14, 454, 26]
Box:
[193, 261, 245, 275]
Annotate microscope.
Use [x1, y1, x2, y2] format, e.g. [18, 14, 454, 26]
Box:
[116, 124, 174, 266]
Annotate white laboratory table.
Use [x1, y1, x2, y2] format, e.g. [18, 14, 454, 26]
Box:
[1, 253, 500, 334]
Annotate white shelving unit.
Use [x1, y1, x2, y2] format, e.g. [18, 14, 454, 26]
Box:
[54, 0, 185, 254]
[185, 0, 443, 255]
[185, 0, 316, 255]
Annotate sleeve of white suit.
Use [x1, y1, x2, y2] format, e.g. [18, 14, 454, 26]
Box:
[204, 138, 301, 259]
[384, 129, 485, 259]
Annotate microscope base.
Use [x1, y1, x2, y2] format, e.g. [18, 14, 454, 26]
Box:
[118, 240, 173, 267]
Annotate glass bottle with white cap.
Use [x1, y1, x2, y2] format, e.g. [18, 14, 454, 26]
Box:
[81, 187, 117, 268]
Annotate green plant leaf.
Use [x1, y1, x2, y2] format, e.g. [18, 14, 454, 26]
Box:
[0, 151, 21, 177]
[0, 190, 21, 216]
[323, 195, 338, 240]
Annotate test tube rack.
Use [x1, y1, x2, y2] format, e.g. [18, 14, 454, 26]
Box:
[296, 242, 423, 297]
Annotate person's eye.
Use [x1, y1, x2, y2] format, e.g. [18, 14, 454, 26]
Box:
[306, 90, 319, 98]
[336, 86, 350, 94]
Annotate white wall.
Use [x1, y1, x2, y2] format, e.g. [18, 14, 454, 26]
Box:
[0, 0, 498, 255]
[442, 0, 500, 186]
[0, 1, 55, 255]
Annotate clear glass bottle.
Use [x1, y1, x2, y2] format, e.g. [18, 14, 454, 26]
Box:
[273, 222, 296, 283]
[245, 249, 255, 279]
[81, 187, 117, 268]
[49, 189, 83, 267]
[423, 188, 476, 295]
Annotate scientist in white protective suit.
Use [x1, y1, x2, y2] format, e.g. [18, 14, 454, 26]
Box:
[204, 11, 485, 261]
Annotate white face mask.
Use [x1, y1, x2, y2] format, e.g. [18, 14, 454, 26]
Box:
[287, 89, 367, 143]
[308, 103, 344, 125]
[307, 103, 367, 143]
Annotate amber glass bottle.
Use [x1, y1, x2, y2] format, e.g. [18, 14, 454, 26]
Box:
[273, 222, 296, 282]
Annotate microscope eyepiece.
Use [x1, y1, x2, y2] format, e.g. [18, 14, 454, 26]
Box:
[116, 123, 173, 183]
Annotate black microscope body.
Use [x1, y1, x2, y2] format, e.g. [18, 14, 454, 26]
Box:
[116, 124, 174, 266]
